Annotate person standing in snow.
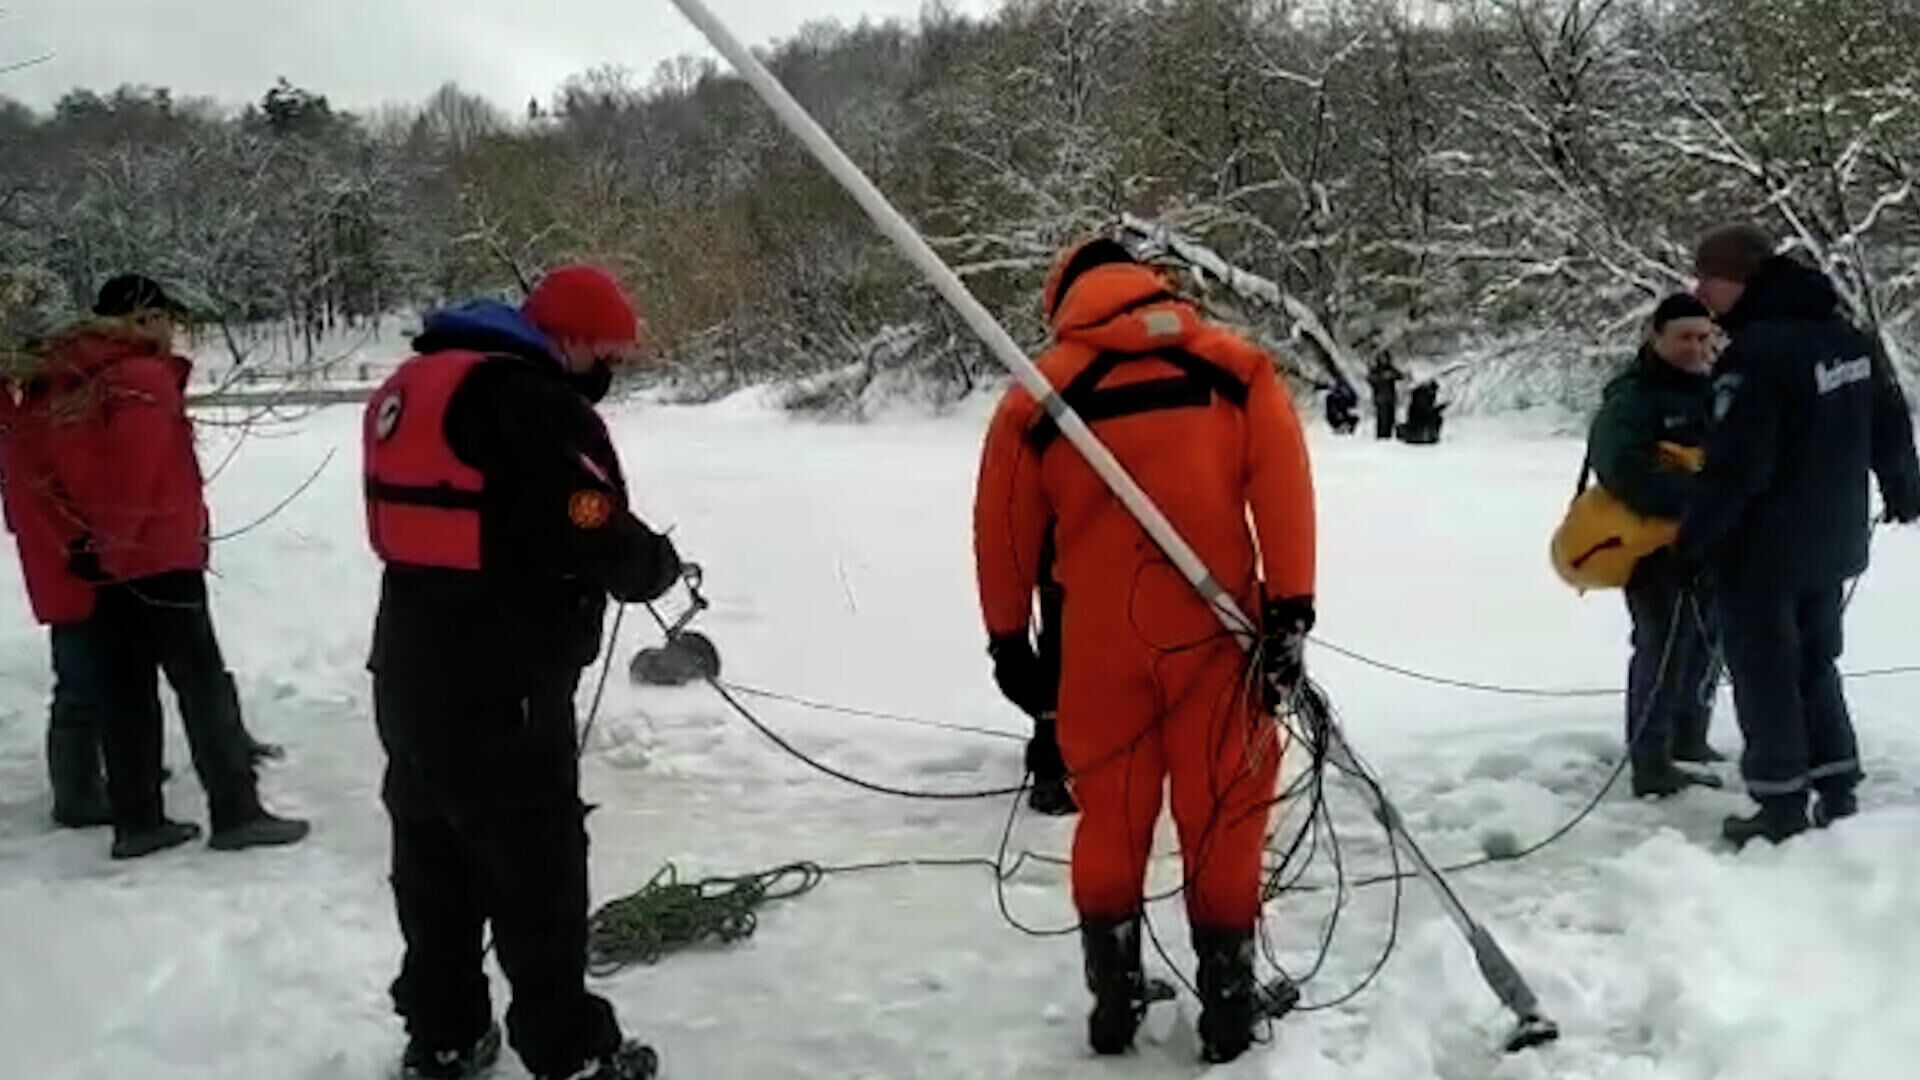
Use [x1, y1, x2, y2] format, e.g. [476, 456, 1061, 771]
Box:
[1367, 355, 1404, 440]
[1586, 294, 1727, 798]
[1679, 224, 1920, 847]
[2, 269, 111, 829]
[365, 265, 679, 1080]
[1325, 380, 1360, 435]
[20, 275, 303, 860]
[974, 238, 1316, 1064]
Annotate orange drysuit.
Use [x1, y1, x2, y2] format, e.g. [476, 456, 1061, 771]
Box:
[974, 251, 1316, 933]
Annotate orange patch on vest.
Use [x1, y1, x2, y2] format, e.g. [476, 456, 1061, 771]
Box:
[569, 490, 613, 530]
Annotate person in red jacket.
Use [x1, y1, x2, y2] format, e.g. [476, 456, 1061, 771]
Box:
[974, 238, 1317, 1064]
[32, 276, 305, 859]
[3, 356, 113, 828]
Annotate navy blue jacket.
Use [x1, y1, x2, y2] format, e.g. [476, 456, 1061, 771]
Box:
[1678, 258, 1920, 586]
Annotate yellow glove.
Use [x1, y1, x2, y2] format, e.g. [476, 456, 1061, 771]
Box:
[1655, 442, 1705, 474]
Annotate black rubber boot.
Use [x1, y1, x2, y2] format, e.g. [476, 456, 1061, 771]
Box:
[538, 1041, 658, 1080]
[1081, 916, 1149, 1055]
[1028, 775, 1077, 817]
[111, 819, 202, 860]
[402, 1022, 502, 1080]
[1631, 759, 1724, 799]
[209, 810, 310, 851]
[1812, 784, 1858, 829]
[1723, 795, 1810, 849]
[1193, 927, 1259, 1065]
[48, 725, 112, 829]
[1671, 711, 1724, 764]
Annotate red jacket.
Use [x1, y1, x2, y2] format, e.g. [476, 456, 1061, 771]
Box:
[23, 325, 209, 585]
[1, 384, 96, 624]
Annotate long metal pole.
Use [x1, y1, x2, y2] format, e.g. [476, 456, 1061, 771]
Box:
[662, 0, 1556, 1050]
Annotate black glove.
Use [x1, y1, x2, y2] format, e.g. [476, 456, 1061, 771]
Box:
[1883, 476, 1920, 525]
[1260, 597, 1315, 707]
[66, 538, 109, 585]
[988, 633, 1056, 720]
[611, 529, 683, 604]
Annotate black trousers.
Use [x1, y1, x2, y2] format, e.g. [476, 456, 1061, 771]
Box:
[1623, 553, 1719, 766]
[1715, 576, 1859, 800]
[94, 571, 260, 835]
[47, 619, 111, 817]
[376, 665, 621, 1077]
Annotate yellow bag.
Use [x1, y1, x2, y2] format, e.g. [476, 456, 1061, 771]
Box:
[1550, 443, 1699, 592]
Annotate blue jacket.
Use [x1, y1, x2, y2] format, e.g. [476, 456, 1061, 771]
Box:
[413, 301, 557, 365]
[1678, 257, 1920, 585]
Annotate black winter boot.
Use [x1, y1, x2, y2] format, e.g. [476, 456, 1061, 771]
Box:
[1631, 759, 1724, 799]
[1081, 916, 1150, 1055]
[48, 725, 111, 829]
[209, 810, 310, 851]
[1193, 927, 1259, 1064]
[1028, 776, 1077, 816]
[111, 819, 202, 860]
[1722, 795, 1809, 849]
[401, 1022, 502, 1080]
[1671, 711, 1724, 764]
[538, 1041, 658, 1080]
[1812, 784, 1858, 828]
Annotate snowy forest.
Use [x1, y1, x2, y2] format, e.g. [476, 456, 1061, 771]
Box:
[4, 0, 1919, 408]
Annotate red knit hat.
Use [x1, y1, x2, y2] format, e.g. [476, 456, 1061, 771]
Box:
[523, 265, 642, 346]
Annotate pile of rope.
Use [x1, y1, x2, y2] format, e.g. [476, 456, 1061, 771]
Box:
[587, 861, 827, 976]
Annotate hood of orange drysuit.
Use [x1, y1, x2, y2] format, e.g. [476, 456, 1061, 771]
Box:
[1046, 256, 1204, 355]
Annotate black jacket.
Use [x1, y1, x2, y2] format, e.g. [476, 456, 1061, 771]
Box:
[1678, 257, 1920, 586]
[1588, 348, 1715, 520]
[371, 314, 680, 688]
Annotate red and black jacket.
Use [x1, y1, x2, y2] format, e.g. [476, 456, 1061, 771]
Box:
[365, 302, 679, 682]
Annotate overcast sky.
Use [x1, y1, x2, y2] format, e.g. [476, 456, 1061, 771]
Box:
[1, 1, 998, 113]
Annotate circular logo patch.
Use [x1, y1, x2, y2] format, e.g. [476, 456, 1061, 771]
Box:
[374, 390, 405, 441]
[569, 490, 613, 530]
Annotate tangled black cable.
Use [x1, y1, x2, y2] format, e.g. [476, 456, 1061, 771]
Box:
[582, 557, 1901, 1041]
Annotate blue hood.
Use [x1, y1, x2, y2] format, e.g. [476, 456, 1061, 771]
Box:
[413, 300, 557, 364]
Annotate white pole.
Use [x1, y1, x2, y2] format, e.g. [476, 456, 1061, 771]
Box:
[663, 0, 1556, 1049]
[660, 0, 1251, 636]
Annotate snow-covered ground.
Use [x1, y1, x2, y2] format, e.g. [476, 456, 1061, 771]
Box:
[2, 395, 1918, 1080]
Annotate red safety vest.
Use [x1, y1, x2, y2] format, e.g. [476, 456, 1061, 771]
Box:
[363, 351, 487, 570]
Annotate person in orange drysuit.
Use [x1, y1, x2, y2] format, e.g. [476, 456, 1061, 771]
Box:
[973, 238, 1316, 1064]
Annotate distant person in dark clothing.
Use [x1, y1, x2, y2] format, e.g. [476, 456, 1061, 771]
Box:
[1398, 380, 1447, 445]
[366, 265, 678, 1080]
[1679, 225, 1920, 847]
[1325, 381, 1360, 434]
[1368, 358, 1404, 440]
[1587, 294, 1727, 797]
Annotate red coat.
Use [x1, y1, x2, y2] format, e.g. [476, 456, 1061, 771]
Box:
[23, 326, 209, 586]
[1, 385, 96, 624]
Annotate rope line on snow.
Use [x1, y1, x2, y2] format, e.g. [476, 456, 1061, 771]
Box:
[578, 569, 1916, 1018]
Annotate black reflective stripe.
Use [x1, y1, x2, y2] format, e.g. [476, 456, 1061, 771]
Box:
[365, 478, 486, 510]
[1158, 349, 1249, 407]
[1027, 349, 1248, 451]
